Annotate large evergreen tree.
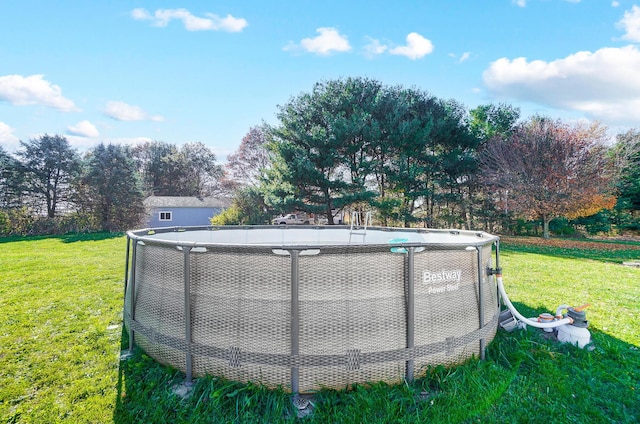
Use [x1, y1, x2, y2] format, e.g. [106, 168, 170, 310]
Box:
[0, 146, 25, 209]
[266, 77, 380, 224]
[79, 143, 145, 231]
[264, 78, 480, 227]
[613, 129, 640, 212]
[15, 134, 80, 218]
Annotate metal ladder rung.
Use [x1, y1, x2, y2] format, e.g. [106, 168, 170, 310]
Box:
[349, 211, 372, 239]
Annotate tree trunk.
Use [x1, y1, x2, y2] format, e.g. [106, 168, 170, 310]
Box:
[543, 216, 551, 239]
[325, 196, 334, 225]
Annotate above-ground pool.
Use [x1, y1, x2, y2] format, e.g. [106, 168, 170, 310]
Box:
[124, 225, 500, 393]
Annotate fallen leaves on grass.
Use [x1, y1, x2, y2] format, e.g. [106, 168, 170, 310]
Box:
[500, 237, 640, 251]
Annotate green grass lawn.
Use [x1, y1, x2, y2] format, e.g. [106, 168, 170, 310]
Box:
[0, 234, 638, 423]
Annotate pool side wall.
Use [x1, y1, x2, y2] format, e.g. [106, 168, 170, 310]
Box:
[124, 227, 499, 393]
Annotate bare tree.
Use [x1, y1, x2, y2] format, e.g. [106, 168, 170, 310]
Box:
[225, 124, 272, 188]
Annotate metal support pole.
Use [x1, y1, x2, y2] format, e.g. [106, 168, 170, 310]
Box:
[290, 250, 300, 396]
[183, 246, 193, 384]
[476, 247, 485, 360]
[406, 247, 415, 383]
[128, 239, 138, 353]
[494, 240, 502, 307]
[124, 236, 131, 293]
[494, 239, 501, 272]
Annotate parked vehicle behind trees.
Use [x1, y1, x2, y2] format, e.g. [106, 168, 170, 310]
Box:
[272, 213, 310, 225]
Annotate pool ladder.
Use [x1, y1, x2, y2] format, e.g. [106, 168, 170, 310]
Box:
[349, 211, 371, 243]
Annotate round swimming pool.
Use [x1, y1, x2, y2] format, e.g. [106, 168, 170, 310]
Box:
[124, 225, 500, 393]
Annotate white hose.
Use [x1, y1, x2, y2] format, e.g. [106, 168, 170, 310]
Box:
[555, 305, 571, 319]
[497, 275, 573, 329]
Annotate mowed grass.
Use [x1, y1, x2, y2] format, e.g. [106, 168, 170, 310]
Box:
[0, 234, 638, 423]
[0, 234, 125, 423]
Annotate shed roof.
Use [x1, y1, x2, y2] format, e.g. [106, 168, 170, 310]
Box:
[143, 196, 231, 208]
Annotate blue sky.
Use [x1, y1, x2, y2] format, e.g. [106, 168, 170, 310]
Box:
[1, 0, 639, 160]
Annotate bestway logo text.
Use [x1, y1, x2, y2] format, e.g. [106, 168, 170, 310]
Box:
[423, 269, 462, 284]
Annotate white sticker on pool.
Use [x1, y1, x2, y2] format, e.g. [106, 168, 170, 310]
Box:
[427, 283, 460, 294]
[422, 269, 462, 284]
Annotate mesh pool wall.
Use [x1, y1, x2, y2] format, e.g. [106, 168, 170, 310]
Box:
[124, 226, 499, 393]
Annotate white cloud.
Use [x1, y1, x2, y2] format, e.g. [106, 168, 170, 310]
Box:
[612, 1, 620, 7]
[510, 0, 581, 6]
[104, 101, 164, 122]
[458, 52, 471, 63]
[363, 37, 388, 57]
[106, 136, 154, 146]
[389, 33, 434, 60]
[0, 74, 78, 112]
[131, 8, 151, 20]
[0, 122, 19, 149]
[483, 45, 640, 124]
[617, 5, 640, 42]
[67, 120, 99, 138]
[131, 8, 247, 32]
[285, 27, 351, 55]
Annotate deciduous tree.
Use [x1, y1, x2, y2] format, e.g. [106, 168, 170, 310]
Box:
[211, 186, 271, 225]
[132, 141, 177, 196]
[179, 142, 223, 197]
[225, 124, 272, 187]
[132, 141, 222, 197]
[480, 117, 615, 238]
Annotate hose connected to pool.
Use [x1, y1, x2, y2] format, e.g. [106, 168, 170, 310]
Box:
[496, 274, 592, 348]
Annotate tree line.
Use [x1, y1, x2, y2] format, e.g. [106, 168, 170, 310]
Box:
[0, 137, 223, 236]
[220, 77, 640, 239]
[2, 76, 639, 238]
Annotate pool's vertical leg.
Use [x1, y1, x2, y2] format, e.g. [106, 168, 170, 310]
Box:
[406, 247, 415, 383]
[124, 236, 130, 293]
[128, 238, 137, 353]
[290, 250, 300, 397]
[183, 246, 193, 385]
[476, 247, 485, 360]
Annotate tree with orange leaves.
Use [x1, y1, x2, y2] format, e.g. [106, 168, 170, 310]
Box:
[480, 117, 615, 239]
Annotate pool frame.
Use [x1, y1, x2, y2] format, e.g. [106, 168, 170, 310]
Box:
[124, 225, 501, 394]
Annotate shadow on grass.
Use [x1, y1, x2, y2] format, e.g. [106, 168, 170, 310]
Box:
[113, 329, 294, 424]
[0, 231, 124, 244]
[112, 308, 640, 424]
